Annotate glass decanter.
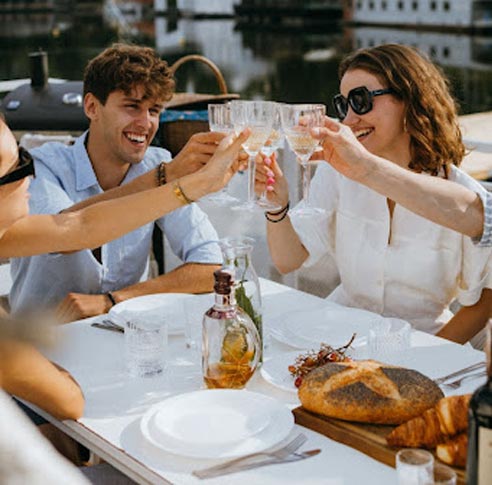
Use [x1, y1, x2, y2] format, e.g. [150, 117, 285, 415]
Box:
[202, 269, 261, 389]
[220, 236, 263, 363]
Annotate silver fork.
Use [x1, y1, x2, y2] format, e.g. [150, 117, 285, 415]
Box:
[193, 433, 307, 479]
[441, 370, 487, 390]
[433, 361, 485, 385]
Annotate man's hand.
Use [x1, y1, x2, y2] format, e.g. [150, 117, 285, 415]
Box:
[56, 292, 112, 323]
[165, 132, 225, 181]
[311, 117, 374, 182]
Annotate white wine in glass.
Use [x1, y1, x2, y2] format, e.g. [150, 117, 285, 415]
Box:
[230, 100, 274, 211]
[258, 102, 285, 211]
[280, 103, 326, 216]
[206, 103, 239, 206]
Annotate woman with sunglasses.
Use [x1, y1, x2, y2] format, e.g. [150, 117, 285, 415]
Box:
[0, 118, 248, 483]
[308, 116, 489, 244]
[258, 44, 492, 348]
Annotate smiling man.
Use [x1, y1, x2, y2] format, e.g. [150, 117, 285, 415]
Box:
[10, 44, 224, 320]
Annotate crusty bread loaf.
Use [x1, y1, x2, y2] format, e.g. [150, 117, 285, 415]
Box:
[436, 432, 468, 469]
[298, 360, 444, 425]
[386, 394, 471, 448]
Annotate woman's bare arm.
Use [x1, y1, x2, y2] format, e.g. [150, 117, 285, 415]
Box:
[436, 288, 492, 344]
[0, 130, 249, 258]
[314, 118, 484, 239]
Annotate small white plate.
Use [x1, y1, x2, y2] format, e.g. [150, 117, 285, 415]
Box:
[140, 389, 294, 459]
[108, 293, 212, 336]
[261, 348, 361, 394]
[261, 352, 303, 394]
[270, 305, 378, 349]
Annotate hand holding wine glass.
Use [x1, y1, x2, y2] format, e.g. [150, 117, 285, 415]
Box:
[254, 152, 289, 211]
[256, 102, 285, 211]
[230, 100, 274, 211]
[205, 103, 240, 205]
[311, 116, 372, 182]
[280, 103, 326, 216]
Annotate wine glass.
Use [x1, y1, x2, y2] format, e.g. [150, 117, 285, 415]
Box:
[205, 103, 239, 206]
[230, 100, 274, 211]
[257, 102, 285, 211]
[280, 103, 326, 217]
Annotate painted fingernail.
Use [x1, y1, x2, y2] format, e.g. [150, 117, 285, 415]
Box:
[267, 177, 275, 185]
[266, 185, 274, 192]
[266, 169, 274, 177]
[264, 157, 272, 166]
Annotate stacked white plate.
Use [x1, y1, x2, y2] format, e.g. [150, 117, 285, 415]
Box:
[140, 389, 294, 458]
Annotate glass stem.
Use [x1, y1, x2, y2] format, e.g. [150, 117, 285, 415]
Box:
[301, 161, 312, 207]
[247, 154, 256, 205]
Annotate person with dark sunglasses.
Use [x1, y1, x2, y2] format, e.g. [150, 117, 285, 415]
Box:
[0, 117, 248, 484]
[257, 44, 492, 349]
[310, 117, 488, 243]
[332, 86, 395, 121]
[0, 147, 35, 186]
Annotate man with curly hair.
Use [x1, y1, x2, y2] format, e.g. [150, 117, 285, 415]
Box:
[10, 44, 225, 321]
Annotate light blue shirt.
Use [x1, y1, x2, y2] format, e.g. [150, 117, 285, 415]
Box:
[9, 133, 222, 313]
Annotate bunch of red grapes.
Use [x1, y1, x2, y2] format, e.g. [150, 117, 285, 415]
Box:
[288, 334, 356, 388]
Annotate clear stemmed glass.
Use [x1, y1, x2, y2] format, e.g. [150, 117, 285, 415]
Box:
[257, 102, 285, 211]
[230, 100, 274, 211]
[205, 103, 239, 206]
[280, 103, 326, 217]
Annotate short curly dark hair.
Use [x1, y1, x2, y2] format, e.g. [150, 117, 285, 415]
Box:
[83, 43, 175, 105]
[339, 44, 465, 175]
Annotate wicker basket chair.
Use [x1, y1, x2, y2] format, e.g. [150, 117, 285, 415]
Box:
[158, 55, 239, 156]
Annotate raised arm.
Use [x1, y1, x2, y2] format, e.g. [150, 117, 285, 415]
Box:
[255, 154, 309, 274]
[312, 118, 484, 240]
[0, 130, 249, 258]
[63, 131, 228, 214]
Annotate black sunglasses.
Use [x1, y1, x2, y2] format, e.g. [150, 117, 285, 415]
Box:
[0, 146, 35, 187]
[332, 86, 395, 120]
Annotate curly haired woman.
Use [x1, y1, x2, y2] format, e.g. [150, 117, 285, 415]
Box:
[259, 44, 492, 348]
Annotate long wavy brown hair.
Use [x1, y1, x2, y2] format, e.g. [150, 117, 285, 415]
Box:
[338, 44, 464, 174]
[83, 43, 175, 105]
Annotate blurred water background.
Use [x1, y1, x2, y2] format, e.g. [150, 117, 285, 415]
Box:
[2, 1, 492, 296]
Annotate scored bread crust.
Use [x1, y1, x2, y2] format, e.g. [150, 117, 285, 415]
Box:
[298, 360, 444, 425]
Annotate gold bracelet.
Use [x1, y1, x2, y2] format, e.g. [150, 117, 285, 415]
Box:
[173, 181, 194, 205]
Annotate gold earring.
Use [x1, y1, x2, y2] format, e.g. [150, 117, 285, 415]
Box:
[403, 117, 408, 133]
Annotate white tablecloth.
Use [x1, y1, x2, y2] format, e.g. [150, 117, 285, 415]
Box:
[40, 279, 484, 485]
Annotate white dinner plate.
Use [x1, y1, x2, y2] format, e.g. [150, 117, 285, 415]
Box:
[108, 293, 213, 336]
[270, 304, 379, 349]
[140, 389, 294, 458]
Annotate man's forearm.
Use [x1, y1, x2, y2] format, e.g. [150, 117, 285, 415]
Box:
[111, 263, 220, 302]
[361, 154, 484, 239]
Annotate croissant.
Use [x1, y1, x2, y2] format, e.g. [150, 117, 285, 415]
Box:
[386, 394, 471, 448]
[436, 433, 468, 469]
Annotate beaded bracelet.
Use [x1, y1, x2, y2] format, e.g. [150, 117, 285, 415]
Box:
[173, 181, 194, 205]
[265, 201, 290, 223]
[156, 162, 167, 186]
